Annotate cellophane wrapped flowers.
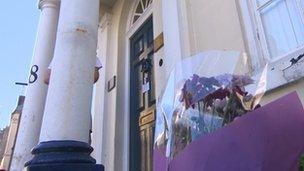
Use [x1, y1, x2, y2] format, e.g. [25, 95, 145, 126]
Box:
[170, 73, 263, 157]
[154, 51, 267, 158]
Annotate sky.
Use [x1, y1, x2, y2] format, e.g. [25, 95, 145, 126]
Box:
[0, 1, 40, 129]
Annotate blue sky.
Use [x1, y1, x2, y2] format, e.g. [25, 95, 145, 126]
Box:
[0, 1, 40, 129]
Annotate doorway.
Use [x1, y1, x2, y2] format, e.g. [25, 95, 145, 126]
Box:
[130, 17, 155, 171]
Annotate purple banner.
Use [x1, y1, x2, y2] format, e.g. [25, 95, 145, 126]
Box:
[154, 92, 304, 171]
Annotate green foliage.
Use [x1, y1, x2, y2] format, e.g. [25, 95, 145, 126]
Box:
[300, 154, 304, 171]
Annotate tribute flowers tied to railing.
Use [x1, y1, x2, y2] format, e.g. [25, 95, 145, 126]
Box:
[171, 73, 263, 157]
[153, 51, 304, 171]
[154, 51, 267, 158]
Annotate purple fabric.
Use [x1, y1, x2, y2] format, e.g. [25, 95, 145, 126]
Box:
[153, 148, 168, 171]
[154, 92, 304, 171]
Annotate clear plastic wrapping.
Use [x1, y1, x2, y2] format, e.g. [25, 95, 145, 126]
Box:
[154, 51, 268, 158]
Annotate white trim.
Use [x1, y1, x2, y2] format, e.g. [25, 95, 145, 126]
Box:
[296, 0, 304, 34]
[122, 12, 132, 171]
[238, 0, 304, 91]
[129, 0, 153, 26]
[251, 0, 272, 61]
[251, 0, 304, 62]
[237, 0, 266, 73]
[123, 37, 130, 171]
[257, 0, 276, 10]
[122, 1, 155, 171]
[239, 0, 304, 63]
[127, 0, 154, 37]
[92, 12, 111, 164]
[115, 36, 130, 171]
[297, 0, 304, 19]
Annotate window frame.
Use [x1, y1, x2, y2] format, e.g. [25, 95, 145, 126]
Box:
[252, 0, 304, 62]
[131, 0, 153, 25]
[238, 0, 304, 90]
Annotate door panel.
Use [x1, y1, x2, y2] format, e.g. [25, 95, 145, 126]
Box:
[130, 17, 155, 171]
[139, 106, 156, 171]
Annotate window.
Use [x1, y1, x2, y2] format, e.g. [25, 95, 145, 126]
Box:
[132, 0, 153, 24]
[253, 0, 304, 60]
[238, 0, 304, 89]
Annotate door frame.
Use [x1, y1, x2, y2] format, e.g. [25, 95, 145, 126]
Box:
[129, 16, 154, 171]
[123, 1, 154, 170]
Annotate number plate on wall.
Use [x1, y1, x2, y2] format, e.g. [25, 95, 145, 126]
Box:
[139, 106, 156, 126]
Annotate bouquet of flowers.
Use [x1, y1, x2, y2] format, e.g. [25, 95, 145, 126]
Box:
[153, 51, 267, 158]
[170, 73, 263, 157]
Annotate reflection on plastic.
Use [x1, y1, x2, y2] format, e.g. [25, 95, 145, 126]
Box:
[154, 51, 268, 158]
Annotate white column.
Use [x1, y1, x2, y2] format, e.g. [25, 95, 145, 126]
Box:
[39, 0, 100, 143]
[10, 1, 60, 171]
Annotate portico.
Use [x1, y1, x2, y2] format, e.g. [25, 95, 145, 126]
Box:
[26, 0, 103, 169]
[12, 0, 104, 170]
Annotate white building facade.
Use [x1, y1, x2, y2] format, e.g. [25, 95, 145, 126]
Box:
[92, 0, 304, 171]
[11, 0, 304, 171]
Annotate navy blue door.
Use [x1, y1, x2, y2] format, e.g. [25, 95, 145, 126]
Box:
[130, 17, 155, 171]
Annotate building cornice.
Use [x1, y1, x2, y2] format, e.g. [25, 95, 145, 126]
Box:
[38, 0, 60, 10]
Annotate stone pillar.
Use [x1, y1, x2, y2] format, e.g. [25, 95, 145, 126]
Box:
[10, 1, 60, 171]
[25, 0, 104, 170]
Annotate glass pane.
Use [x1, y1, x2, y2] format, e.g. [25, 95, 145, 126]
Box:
[260, 0, 304, 59]
[142, 0, 148, 8]
[147, 26, 154, 47]
[134, 36, 144, 57]
[136, 3, 143, 14]
[136, 65, 144, 110]
[298, 0, 304, 10]
[257, 0, 271, 7]
[148, 54, 155, 105]
[133, 15, 140, 23]
[287, 0, 304, 45]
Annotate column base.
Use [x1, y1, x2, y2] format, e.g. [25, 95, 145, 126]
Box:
[24, 141, 104, 171]
[24, 163, 104, 171]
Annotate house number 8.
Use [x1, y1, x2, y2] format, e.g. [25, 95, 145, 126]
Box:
[29, 65, 39, 84]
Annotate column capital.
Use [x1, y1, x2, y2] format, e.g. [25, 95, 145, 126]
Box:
[38, 0, 60, 10]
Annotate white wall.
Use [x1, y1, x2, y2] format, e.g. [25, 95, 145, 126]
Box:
[183, 0, 246, 54]
[152, 0, 166, 100]
[92, 1, 122, 170]
[182, 0, 304, 105]
[261, 80, 304, 105]
[91, 13, 111, 164]
[95, 1, 121, 170]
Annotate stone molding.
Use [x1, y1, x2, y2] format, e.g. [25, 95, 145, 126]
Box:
[38, 0, 60, 10]
[99, 13, 111, 31]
